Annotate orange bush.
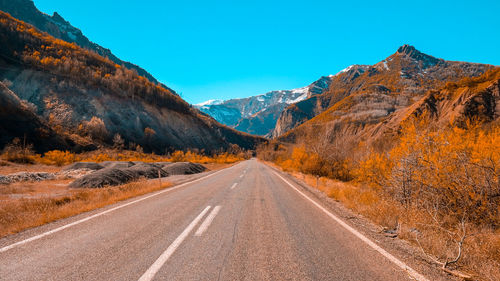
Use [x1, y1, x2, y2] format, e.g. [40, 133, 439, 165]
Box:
[40, 150, 77, 166]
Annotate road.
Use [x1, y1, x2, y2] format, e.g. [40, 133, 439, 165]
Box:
[0, 159, 429, 281]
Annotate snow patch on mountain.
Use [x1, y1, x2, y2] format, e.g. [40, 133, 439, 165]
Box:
[195, 99, 223, 109]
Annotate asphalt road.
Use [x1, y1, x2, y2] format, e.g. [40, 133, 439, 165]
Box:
[0, 159, 429, 281]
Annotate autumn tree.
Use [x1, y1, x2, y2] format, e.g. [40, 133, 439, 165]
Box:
[112, 133, 125, 151]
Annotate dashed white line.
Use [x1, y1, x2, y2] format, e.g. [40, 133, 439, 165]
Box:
[272, 171, 430, 281]
[194, 206, 221, 236]
[0, 168, 228, 253]
[230, 183, 238, 189]
[138, 206, 212, 281]
[239, 174, 244, 178]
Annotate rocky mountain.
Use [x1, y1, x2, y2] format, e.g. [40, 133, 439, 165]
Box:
[0, 11, 263, 153]
[358, 66, 500, 147]
[0, 0, 173, 92]
[274, 45, 494, 140]
[196, 77, 332, 136]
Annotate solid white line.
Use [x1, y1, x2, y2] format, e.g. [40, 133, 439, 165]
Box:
[194, 205, 221, 236]
[0, 168, 229, 253]
[230, 183, 238, 189]
[138, 206, 211, 281]
[271, 171, 430, 281]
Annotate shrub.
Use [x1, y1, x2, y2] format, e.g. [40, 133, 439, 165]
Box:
[41, 150, 77, 166]
[1, 138, 35, 164]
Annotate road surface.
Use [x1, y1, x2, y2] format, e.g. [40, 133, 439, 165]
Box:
[0, 159, 429, 281]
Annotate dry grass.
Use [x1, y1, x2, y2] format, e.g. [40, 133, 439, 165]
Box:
[0, 158, 236, 239]
[0, 179, 72, 197]
[280, 169, 500, 281]
[0, 162, 62, 174]
[0, 179, 171, 238]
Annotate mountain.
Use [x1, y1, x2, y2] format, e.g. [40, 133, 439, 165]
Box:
[386, 67, 500, 131]
[195, 77, 332, 137]
[0, 11, 263, 153]
[0, 0, 174, 92]
[274, 45, 494, 140]
[275, 45, 496, 149]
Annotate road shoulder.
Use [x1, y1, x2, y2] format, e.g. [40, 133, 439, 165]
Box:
[262, 161, 459, 281]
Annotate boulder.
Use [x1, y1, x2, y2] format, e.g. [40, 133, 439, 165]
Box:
[123, 164, 168, 179]
[69, 168, 137, 188]
[162, 162, 206, 175]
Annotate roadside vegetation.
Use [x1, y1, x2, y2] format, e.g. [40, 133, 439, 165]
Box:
[1, 139, 249, 167]
[0, 143, 249, 238]
[0, 179, 171, 238]
[257, 121, 499, 280]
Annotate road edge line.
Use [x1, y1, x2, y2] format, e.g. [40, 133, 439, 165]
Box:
[271, 170, 430, 281]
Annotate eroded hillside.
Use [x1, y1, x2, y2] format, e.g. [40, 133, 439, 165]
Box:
[0, 11, 263, 153]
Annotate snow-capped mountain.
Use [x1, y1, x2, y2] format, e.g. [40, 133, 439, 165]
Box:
[194, 79, 331, 136]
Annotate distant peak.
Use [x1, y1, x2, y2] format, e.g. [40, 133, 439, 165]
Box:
[51, 12, 67, 24]
[394, 44, 441, 67]
[194, 99, 223, 107]
[397, 44, 417, 55]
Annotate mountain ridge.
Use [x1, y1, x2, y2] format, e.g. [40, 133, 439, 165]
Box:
[0, 0, 173, 92]
[274, 44, 494, 139]
[195, 79, 331, 137]
[0, 10, 263, 153]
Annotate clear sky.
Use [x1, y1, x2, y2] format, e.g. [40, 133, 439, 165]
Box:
[33, 0, 500, 104]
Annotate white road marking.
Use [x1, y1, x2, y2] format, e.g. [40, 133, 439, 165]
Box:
[239, 174, 244, 178]
[0, 168, 229, 253]
[138, 206, 211, 281]
[272, 171, 430, 281]
[194, 205, 221, 236]
[230, 183, 238, 189]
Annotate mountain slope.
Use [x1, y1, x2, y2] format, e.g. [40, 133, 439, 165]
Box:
[275, 45, 493, 140]
[0, 11, 263, 153]
[196, 76, 331, 136]
[0, 0, 170, 91]
[0, 81, 74, 152]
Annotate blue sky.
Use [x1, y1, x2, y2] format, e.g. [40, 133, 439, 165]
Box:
[34, 0, 500, 104]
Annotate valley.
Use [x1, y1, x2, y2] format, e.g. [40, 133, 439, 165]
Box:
[0, 0, 498, 281]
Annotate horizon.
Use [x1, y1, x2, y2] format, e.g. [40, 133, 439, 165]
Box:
[33, 0, 500, 104]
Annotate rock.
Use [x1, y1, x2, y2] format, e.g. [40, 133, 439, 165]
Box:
[100, 161, 135, 169]
[0, 175, 11, 184]
[154, 162, 173, 168]
[123, 164, 168, 179]
[56, 168, 94, 179]
[3, 172, 55, 183]
[162, 162, 206, 175]
[69, 168, 137, 188]
[63, 162, 104, 171]
[68, 161, 207, 188]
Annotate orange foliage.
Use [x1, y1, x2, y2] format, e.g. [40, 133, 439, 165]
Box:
[359, 120, 500, 226]
[39, 150, 77, 166]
